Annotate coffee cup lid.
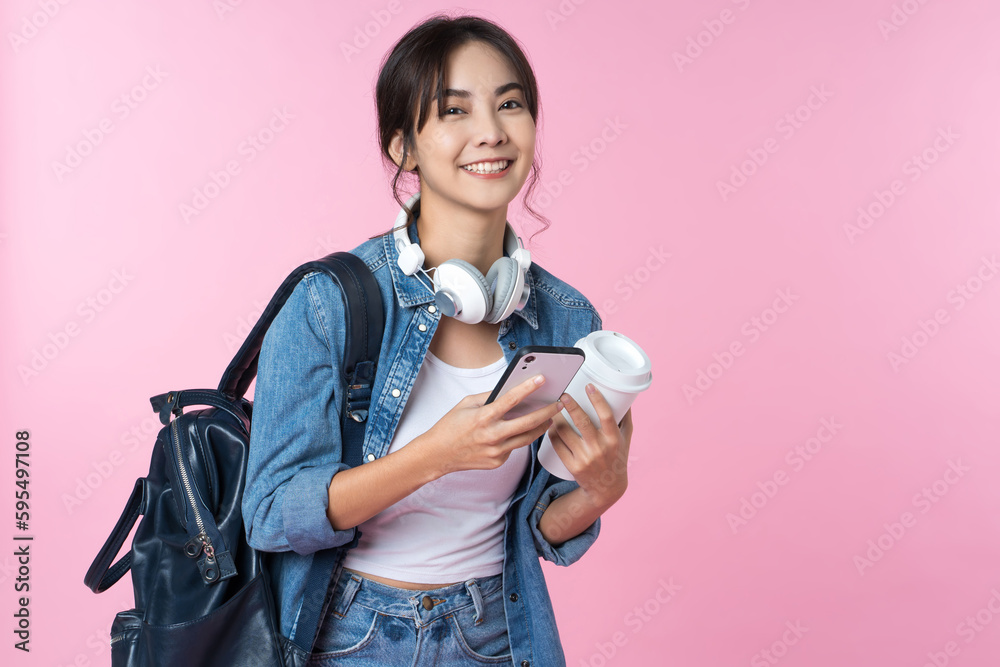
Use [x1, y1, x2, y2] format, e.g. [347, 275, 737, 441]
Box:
[575, 331, 652, 391]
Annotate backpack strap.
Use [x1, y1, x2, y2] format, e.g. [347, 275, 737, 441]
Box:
[84, 479, 147, 593]
[218, 252, 384, 414]
[84, 251, 385, 637]
[219, 251, 384, 654]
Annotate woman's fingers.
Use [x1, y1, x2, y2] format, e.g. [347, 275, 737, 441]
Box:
[546, 419, 577, 467]
[490, 375, 564, 434]
[466, 389, 494, 407]
[619, 408, 634, 442]
[489, 374, 547, 415]
[549, 410, 579, 444]
[557, 390, 598, 436]
[584, 384, 620, 432]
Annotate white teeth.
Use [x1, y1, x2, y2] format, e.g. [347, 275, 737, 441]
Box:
[462, 160, 510, 174]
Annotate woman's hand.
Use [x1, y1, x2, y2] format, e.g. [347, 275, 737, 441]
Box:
[547, 384, 633, 507]
[328, 375, 560, 531]
[417, 374, 564, 477]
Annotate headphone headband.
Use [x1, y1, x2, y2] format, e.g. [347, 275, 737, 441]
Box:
[392, 191, 531, 323]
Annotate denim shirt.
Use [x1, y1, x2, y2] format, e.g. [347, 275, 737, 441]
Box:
[243, 221, 603, 667]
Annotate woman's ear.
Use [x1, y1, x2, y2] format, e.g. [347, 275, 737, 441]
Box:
[389, 130, 416, 171]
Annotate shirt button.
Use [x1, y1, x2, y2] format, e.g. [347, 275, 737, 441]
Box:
[508, 341, 517, 350]
[428, 305, 437, 314]
[391, 388, 401, 398]
[366, 453, 375, 462]
[521, 661, 530, 667]
[421, 595, 434, 610]
[509, 593, 519, 602]
[418, 324, 427, 332]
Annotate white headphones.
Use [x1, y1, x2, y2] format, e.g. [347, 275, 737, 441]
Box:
[393, 191, 531, 324]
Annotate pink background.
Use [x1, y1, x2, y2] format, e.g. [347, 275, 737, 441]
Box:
[3, 1, 1000, 665]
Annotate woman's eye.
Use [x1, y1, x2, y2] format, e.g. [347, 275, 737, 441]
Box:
[443, 100, 522, 115]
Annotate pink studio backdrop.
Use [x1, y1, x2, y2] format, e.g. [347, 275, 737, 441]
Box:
[2, 1, 999, 665]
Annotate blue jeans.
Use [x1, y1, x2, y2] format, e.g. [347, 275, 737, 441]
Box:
[307, 569, 512, 665]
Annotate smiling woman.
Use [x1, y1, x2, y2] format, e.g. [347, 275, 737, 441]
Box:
[386, 39, 536, 256]
[374, 17, 546, 236]
[242, 13, 634, 667]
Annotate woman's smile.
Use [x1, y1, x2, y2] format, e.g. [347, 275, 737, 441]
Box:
[460, 158, 514, 177]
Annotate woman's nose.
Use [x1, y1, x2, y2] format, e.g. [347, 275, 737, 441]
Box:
[475, 111, 507, 146]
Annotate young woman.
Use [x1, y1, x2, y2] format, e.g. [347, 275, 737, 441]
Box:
[243, 14, 634, 666]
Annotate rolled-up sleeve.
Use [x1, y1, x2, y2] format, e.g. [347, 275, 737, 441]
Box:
[524, 307, 604, 566]
[527, 471, 601, 566]
[243, 272, 358, 555]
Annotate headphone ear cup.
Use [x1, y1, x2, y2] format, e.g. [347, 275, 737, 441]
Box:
[484, 258, 517, 324]
[433, 259, 491, 324]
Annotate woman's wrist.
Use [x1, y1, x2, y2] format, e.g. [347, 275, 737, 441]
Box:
[538, 485, 619, 546]
[578, 478, 627, 510]
[403, 430, 452, 482]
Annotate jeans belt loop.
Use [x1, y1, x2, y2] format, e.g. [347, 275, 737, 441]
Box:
[465, 578, 485, 625]
[334, 574, 363, 618]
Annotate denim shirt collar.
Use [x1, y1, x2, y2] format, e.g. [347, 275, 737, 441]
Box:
[380, 206, 540, 329]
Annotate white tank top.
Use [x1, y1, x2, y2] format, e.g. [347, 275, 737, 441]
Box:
[340, 349, 530, 583]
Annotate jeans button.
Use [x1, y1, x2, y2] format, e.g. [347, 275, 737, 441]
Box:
[421, 595, 434, 610]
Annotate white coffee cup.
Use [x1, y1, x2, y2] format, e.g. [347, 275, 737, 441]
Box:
[538, 330, 652, 481]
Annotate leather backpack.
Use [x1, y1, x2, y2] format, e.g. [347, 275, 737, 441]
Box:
[84, 252, 383, 666]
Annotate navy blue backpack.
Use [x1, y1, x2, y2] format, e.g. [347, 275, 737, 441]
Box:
[84, 252, 383, 666]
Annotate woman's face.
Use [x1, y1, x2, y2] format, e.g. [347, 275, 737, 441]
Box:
[394, 41, 536, 218]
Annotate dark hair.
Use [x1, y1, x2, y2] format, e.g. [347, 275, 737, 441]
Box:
[373, 13, 549, 236]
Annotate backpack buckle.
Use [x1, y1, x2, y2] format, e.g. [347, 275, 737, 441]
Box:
[345, 361, 375, 423]
[150, 391, 184, 425]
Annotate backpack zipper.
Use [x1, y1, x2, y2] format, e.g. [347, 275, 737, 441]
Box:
[171, 419, 217, 570]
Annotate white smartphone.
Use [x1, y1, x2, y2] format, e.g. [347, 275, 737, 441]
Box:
[486, 346, 586, 420]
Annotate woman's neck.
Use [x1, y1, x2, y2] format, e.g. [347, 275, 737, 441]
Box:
[414, 191, 508, 276]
